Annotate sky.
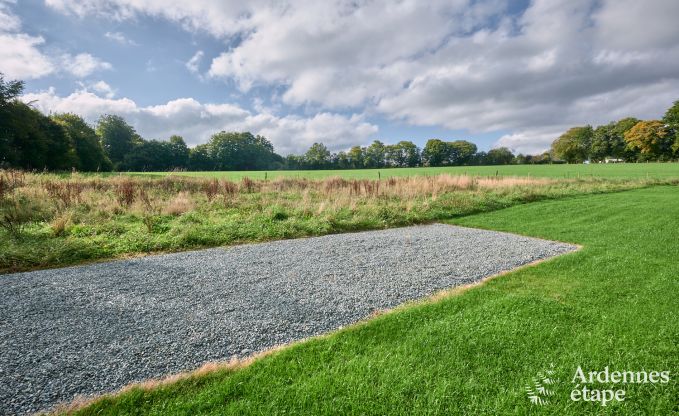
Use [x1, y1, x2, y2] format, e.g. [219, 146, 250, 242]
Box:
[2, 0, 678, 156]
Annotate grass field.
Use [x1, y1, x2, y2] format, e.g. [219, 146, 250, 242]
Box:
[68, 186, 679, 415]
[133, 162, 679, 180]
[3, 171, 672, 273]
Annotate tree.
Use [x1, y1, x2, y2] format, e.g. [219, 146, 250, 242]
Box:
[590, 124, 614, 162]
[624, 120, 671, 160]
[0, 73, 24, 106]
[284, 154, 305, 170]
[304, 143, 331, 169]
[614, 117, 641, 161]
[168, 135, 189, 169]
[189, 144, 213, 170]
[0, 100, 76, 170]
[485, 147, 514, 165]
[333, 151, 350, 169]
[347, 146, 364, 169]
[364, 140, 387, 168]
[448, 140, 477, 165]
[207, 131, 279, 170]
[96, 115, 138, 169]
[52, 113, 112, 171]
[551, 126, 593, 163]
[662, 100, 679, 154]
[386, 141, 420, 167]
[422, 139, 449, 166]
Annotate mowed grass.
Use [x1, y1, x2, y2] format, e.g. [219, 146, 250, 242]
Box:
[70, 186, 679, 415]
[133, 162, 679, 180]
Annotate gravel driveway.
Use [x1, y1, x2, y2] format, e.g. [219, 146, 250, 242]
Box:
[0, 224, 576, 415]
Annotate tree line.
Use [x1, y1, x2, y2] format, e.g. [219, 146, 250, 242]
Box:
[3, 73, 677, 171]
[550, 101, 679, 163]
[0, 73, 531, 172]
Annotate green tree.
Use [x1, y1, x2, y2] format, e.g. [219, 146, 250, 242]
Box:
[96, 115, 138, 169]
[52, 113, 112, 171]
[284, 154, 305, 170]
[1, 101, 76, 170]
[206, 131, 279, 170]
[333, 151, 350, 169]
[0, 73, 24, 106]
[422, 139, 448, 166]
[662, 100, 679, 154]
[624, 120, 671, 160]
[590, 124, 614, 162]
[189, 144, 213, 170]
[347, 146, 364, 169]
[364, 140, 387, 168]
[448, 140, 477, 165]
[304, 143, 331, 169]
[551, 126, 593, 163]
[167, 135, 190, 169]
[485, 147, 514, 165]
[386, 141, 420, 167]
[613, 117, 641, 161]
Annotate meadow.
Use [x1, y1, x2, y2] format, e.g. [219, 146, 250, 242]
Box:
[65, 185, 679, 415]
[134, 162, 679, 180]
[1, 167, 676, 273]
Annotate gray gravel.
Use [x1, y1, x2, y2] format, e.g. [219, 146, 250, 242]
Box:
[0, 224, 576, 415]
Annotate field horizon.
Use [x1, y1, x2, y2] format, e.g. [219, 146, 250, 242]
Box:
[129, 162, 679, 181]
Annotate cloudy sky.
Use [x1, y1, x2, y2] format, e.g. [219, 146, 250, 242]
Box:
[2, 0, 678, 155]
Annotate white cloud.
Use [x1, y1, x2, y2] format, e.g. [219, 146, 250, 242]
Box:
[0, 1, 21, 32]
[185, 50, 203, 74]
[44, 0, 257, 36]
[90, 80, 116, 98]
[0, 33, 54, 79]
[104, 31, 137, 45]
[61, 53, 112, 77]
[0, 2, 112, 79]
[20, 89, 378, 154]
[43, 0, 679, 153]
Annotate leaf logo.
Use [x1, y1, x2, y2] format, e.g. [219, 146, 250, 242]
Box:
[526, 364, 558, 406]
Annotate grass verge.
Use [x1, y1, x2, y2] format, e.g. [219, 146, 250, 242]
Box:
[63, 185, 678, 415]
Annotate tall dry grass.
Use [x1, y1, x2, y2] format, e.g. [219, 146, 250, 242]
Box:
[1, 169, 670, 272]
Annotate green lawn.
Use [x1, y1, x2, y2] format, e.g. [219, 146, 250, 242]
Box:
[72, 186, 679, 415]
[132, 162, 679, 180]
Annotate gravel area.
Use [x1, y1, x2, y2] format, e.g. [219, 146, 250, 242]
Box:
[0, 224, 576, 415]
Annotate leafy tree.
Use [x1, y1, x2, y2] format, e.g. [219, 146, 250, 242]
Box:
[485, 147, 514, 165]
[422, 139, 448, 166]
[97, 115, 139, 169]
[167, 135, 190, 169]
[551, 126, 593, 163]
[189, 144, 213, 170]
[1, 101, 76, 170]
[284, 154, 305, 170]
[386, 141, 420, 167]
[207, 131, 279, 170]
[333, 151, 350, 169]
[624, 120, 671, 160]
[662, 100, 679, 154]
[449, 140, 477, 165]
[0, 73, 24, 106]
[364, 140, 387, 168]
[304, 143, 331, 169]
[347, 146, 364, 169]
[52, 113, 112, 171]
[614, 117, 641, 161]
[590, 124, 614, 162]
